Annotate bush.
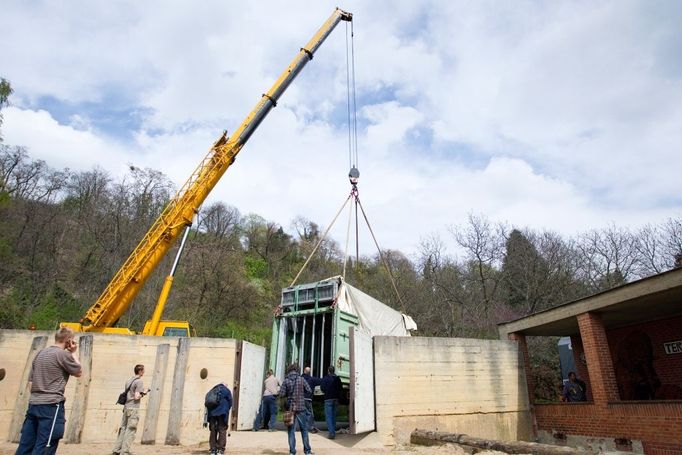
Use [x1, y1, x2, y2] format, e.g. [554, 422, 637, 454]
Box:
[212, 320, 272, 347]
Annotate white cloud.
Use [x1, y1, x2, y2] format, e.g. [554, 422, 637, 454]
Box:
[3, 107, 132, 176]
[2, 0, 681, 257]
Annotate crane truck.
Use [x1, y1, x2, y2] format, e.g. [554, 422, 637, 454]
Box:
[61, 8, 353, 336]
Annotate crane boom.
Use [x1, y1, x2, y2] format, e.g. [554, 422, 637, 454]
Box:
[77, 8, 353, 331]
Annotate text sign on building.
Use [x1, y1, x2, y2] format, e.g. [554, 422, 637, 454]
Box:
[663, 340, 682, 355]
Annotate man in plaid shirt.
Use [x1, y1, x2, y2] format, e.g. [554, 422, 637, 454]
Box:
[279, 363, 312, 455]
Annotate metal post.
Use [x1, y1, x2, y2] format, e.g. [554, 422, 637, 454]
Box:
[311, 314, 317, 376]
[291, 318, 298, 365]
[276, 318, 288, 379]
[300, 316, 307, 373]
[320, 313, 326, 378]
[311, 285, 318, 376]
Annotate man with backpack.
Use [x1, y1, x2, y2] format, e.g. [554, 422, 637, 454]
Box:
[113, 364, 149, 455]
[279, 363, 313, 455]
[203, 382, 232, 455]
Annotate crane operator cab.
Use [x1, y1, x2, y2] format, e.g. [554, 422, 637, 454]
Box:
[142, 320, 192, 337]
[61, 320, 192, 337]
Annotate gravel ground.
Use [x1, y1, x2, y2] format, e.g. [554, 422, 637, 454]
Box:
[0, 431, 509, 455]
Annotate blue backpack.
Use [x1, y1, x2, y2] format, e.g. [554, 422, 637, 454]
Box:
[204, 385, 221, 409]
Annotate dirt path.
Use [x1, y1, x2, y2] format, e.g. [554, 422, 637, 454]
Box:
[0, 431, 478, 454]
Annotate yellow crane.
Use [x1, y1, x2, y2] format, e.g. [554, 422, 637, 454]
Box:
[61, 8, 353, 336]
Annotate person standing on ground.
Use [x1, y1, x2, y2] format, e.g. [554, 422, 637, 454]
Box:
[113, 364, 149, 455]
[253, 369, 280, 431]
[279, 363, 312, 455]
[320, 365, 343, 439]
[15, 327, 82, 455]
[203, 382, 232, 455]
[301, 366, 320, 433]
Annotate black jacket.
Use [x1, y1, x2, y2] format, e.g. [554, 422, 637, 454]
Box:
[320, 374, 343, 400]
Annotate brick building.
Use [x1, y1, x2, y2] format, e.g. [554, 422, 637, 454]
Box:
[498, 267, 682, 454]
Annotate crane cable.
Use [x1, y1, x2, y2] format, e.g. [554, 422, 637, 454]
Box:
[293, 21, 406, 312]
[289, 193, 353, 287]
[342, 188, 354, 279]
[345, 21, 359, 171]
[343, 19, 405, 311]
[350, 21, 361, 265]
[356, 192, 407, 313]
[344, 19, 361, 273]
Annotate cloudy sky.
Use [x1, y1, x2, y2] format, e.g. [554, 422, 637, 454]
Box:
[3, 1, 682, 257]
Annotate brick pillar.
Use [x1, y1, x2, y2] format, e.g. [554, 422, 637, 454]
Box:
[508, 332, 535, 404]
[576, 312, 619, 404]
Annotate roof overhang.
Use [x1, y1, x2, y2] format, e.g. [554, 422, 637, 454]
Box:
[498, 268, 682, 338]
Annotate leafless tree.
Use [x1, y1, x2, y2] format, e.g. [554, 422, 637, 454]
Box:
[451, 214, 508, 329]
[576, 224, 640, 291]
[662, 218, 682, 267]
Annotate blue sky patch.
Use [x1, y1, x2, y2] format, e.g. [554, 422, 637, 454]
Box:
[30, 93, 151, 142]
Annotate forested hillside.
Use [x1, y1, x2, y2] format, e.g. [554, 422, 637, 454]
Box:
[2, 144, 681, 340]
[3, 76, 682, 398]
[2, 78, 681, 359]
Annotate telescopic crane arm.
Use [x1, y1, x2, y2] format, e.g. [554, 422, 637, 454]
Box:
[71, 8, 353, 332]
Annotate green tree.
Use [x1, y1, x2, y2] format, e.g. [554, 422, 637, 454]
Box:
[0, 78, 13, 137]
[0, 79, 11, 106]
[502, 229, 552, 314]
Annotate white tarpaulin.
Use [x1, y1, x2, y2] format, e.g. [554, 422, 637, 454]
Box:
[334, 277, 416, 336]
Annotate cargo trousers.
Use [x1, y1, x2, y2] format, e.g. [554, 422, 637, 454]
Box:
[112, 407, 139, 455]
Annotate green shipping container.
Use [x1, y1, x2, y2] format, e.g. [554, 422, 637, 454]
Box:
[268, 276, 417, 386]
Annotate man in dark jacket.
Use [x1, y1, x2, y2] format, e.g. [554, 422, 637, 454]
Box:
[204, 382, 232, 455]
[562, 372, 587, 402]
[301, 366, 320, 433]
[320, 365, 343, 439]
[279, 363, 312, 455]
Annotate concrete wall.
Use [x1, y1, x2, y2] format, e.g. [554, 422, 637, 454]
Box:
[0, 329, 237, 445]
[373, 336, 533, 445]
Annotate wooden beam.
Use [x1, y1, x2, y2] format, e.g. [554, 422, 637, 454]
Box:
[165, 338, 190, 445]
[411, 429, 595, 455]
[8, 335, 48, 443]
[65, 334, 94, 443]
[141, 343, 170, 445]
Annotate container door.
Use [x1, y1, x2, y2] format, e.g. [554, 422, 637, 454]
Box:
[235, 341, 266, 430]
[349, 326, 375, 434]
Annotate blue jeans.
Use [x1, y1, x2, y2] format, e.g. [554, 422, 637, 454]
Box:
[324, 399, 338, 437]
[287, 411, 311, 455]
[254, 395, 278, 429]
[15, 402, 65, 455]
[304, 399, 315, 430]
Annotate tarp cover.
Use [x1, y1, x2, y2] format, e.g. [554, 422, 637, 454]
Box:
[334, 276, 416, 336]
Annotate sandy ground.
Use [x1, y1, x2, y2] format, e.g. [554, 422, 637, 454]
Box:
[0, 431, 503, 454]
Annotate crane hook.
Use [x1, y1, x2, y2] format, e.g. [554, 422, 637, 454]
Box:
[349, 166, 360, 187]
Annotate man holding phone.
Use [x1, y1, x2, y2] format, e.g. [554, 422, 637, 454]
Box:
[15, 327, 82, 455]
[112, 364, 150, 455]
